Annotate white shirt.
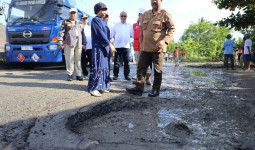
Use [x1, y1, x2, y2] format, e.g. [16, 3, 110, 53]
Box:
[84, 25, 92, 50]
[244, 39, 252, 54]
[111, 22, 133, 48]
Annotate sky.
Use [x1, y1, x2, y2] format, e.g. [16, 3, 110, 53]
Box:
[0, 0, 243, 42]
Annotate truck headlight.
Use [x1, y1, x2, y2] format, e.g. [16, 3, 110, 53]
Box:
[5, 46, 11, 51]
[48, 45, 58, 50]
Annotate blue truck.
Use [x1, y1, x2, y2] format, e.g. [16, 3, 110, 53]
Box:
[0, 0, 92, 63]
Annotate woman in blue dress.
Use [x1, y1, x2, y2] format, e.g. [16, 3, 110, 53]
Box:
[88, 2, 116, 97]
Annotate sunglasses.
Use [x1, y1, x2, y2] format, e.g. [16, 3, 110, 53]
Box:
[120, 15, 127, 18]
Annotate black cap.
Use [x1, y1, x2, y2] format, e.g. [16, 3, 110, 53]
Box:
[94, 2, 107, 14]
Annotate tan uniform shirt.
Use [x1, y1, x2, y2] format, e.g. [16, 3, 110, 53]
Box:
[140, 9, 175, 52]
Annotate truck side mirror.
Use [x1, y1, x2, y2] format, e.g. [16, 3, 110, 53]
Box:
[56, 0, 63, 7]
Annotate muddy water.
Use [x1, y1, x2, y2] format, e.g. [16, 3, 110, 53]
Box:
[66, 65, 255, 149]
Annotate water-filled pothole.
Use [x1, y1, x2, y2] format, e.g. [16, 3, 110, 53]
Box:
[66, 97, 194, 149]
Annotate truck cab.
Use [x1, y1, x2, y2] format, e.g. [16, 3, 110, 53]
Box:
[3, 0, 92, 63]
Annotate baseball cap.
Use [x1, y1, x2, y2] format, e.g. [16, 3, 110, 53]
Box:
[138, 8, 145, 14]
[69, 8, 77, 13]
[81, 14, 88, 19]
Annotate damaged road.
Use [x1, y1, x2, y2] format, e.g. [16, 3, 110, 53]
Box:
[0, 62, 255, 149]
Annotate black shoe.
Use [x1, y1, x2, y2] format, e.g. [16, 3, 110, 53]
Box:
[125, 76, 131, 81]
[83, 76, 89, 79]
[126, 88, 143, 96]
[67, 75, 73, 81]
[76, 76, 84, 81]
[231, 68, 236, 70]
[148, 90, 159, 97]
[113, 76, 118, 80]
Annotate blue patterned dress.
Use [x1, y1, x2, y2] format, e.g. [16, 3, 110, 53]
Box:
[88, 16, 110, 92]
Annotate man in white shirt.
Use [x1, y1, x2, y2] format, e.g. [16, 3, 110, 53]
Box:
[81, 14, 92, 78]
[111, 11, 133, 80]
[243, 33, 252, 70]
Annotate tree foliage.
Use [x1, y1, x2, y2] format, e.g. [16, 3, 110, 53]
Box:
[213, 0, 255, 30]
[178, 19, 231, 61]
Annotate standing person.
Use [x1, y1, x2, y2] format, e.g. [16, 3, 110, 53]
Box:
[133, 8, 152, 85]
[58, 8, 86, 81]
[173, 47, 179, 66]
[180, 50, 185, 62]
[222, 34, 235, 70]
[239, 37, 245, 69]
[103, 12, 113, 82]
[164, 52, 168, 62]
[81, 14, 92, 79]
[126, 0, 175, 97]
[88, 2, 116, 97]
[111, 11, 133, 81]
[243, 33, 252, 70]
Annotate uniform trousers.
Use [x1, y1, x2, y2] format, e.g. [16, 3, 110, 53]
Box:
[134, 51, 151, 74]
[136, 51, 164, 91]
[64, 43, 82, 76]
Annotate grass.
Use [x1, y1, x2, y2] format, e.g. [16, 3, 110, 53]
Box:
[188, 69, 208, 77]
[207, 78, 223, 88]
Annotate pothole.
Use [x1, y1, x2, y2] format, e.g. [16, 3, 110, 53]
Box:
[65, 97, 194, 149]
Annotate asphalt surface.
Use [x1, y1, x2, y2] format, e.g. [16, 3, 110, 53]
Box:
[0, 62, 255, 150]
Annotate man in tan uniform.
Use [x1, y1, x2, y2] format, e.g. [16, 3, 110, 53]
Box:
[59, 8, 86, 81]
[126, 0, 175, 97]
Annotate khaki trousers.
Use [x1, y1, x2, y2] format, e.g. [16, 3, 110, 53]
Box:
[64, 44, 82, 76]
[136, 51, 164, 91]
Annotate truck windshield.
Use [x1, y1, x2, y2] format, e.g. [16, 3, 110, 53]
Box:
[8, 0, 56, 23]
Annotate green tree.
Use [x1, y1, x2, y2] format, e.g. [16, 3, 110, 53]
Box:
[167, 40, 176, 53]
[179, 18, 231, 61]
[213, 0, 255, 30]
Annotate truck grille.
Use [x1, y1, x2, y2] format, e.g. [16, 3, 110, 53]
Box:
[8, 31, 51, 44]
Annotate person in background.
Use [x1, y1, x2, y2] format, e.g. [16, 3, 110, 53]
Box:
[126, 0, 175, 97]
[222, 34, 235, 70]
[234, 49, 239, 66]
[88, 2, 116, 97]
[164, 52, 168, 63]
[173, 47, 179, 66]
[239, 37, 245, 69]
[168, 53, 173, 62]
[81, 14, 92, 79]
[180, 50, 185, 62]
[111, 11, 133, 81]
[58, 8, 86, 81]
[133, 8, 152, 85]
[243, 33, 252, 71]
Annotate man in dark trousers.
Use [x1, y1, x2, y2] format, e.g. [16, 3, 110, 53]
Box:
[126, 0, 175, 97]
[111, 11, 133, 81]
[222, 34, 235, 70]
